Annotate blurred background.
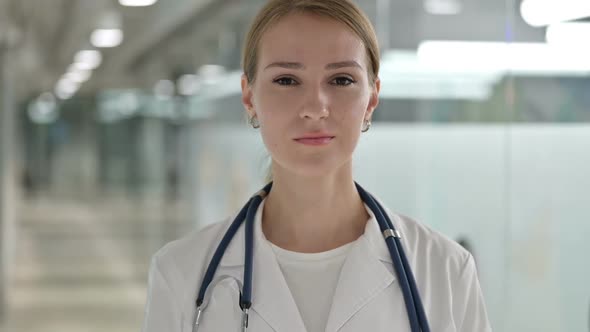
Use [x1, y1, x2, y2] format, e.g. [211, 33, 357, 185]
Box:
[1, 0, 589, 331]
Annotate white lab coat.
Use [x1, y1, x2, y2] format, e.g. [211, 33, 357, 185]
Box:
[141, 197, 492, 332]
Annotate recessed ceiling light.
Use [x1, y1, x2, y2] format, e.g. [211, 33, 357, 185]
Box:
[119, 0, 158, 7]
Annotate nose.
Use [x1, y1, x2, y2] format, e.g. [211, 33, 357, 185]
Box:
[299, 85, 330, 120]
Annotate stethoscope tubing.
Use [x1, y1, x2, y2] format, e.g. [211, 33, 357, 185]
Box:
[196, 196, 253, 307]
[355, 183, 430, 332]
[195, 182, 430, 332]
[375, 199, 430, 331]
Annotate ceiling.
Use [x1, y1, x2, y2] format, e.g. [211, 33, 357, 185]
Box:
[0, 0, 551, 102]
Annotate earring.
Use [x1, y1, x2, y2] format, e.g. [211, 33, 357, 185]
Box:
[361, 118, 371, 132]
[249, 114, 260, 129]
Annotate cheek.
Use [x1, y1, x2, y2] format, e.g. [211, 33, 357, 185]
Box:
[331, 90, 370, 121]
[260, 90, 290, 106]
[253, 87, 300, 122]
[258, 113, 289, 153]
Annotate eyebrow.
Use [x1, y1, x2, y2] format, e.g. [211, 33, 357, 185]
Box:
[326, 61, 363, 70]
[264, 61, 362, 71]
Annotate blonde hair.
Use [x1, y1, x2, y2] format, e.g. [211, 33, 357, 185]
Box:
[242, 0, 380, 86]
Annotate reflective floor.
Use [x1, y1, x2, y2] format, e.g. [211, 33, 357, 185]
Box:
[1, 195, 188, 332]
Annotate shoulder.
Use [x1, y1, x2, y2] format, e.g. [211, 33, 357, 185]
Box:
[150, 217, 232, 284]
[391, 211, 472, 275]
[392, 213, 491, 329]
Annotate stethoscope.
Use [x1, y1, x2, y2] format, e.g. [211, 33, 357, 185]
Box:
[193, 182, 431, 332]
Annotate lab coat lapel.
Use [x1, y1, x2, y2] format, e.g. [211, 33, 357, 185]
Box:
[218, 200, 307, 332]
[250, 232, 308, 332]
[324, 205, 397, 332]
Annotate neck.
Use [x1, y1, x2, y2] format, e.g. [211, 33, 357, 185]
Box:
[261, 163, 369, 253]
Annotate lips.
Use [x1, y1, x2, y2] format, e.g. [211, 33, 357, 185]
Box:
[294, 135, 335, 146]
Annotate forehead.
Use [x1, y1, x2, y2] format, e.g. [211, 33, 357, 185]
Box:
[258, 13, 366, 68]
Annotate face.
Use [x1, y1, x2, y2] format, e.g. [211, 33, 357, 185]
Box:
[241, 13, 380, 178]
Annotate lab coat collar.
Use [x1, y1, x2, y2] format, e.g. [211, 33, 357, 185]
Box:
[362, 197, 397, 265]
[216, 195, 398, 332]
[324, 197, 398, 331]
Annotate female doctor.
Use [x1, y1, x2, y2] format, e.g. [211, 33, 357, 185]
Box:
[141, 0, 492, 331]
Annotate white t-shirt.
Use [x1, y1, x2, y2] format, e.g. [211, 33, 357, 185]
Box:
[269, 240, 354, 332]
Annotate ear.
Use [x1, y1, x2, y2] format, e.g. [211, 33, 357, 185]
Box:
[241, 74, 255, 118]
[365, 77, 380, 120]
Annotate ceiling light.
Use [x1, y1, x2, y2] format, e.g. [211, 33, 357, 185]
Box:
[119, 0, 158, 7]
[424, 0, 462, 15]
[73, 50, 102, 70]
[379, 50, 498, 100]
[520, 0, 590, 27]
[91, 29, 124, 48]
[64, 69, 92, 83]
[417, 40, 590, 75]
[546, 22, 590, 51]
[55, 79, 80, 100]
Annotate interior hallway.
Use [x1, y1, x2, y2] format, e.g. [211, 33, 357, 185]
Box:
[1, 195, 187, 332]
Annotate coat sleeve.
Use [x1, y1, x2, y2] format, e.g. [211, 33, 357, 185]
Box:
[453, 253, 493, 332]
[141, 254, 183, 332]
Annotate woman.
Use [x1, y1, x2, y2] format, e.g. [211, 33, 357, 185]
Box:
[141, 1, 492, 331]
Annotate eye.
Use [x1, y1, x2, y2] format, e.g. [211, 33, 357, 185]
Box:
[273, 77, 299, 86]
[331, 76, 356, 86]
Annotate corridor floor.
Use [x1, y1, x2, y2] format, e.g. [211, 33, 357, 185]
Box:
[1, 195, 188, 332]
